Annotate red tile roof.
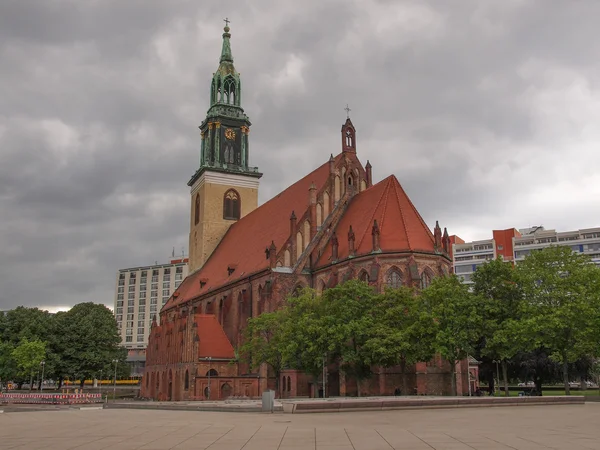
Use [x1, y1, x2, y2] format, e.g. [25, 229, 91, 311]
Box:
[165, 154, 342, 310]
[195, 314, 235, 359]
[317, 175, 436, 267]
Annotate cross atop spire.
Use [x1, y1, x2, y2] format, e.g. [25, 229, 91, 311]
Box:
[223, 17, 230, 27]
[344, 104, 351, 119]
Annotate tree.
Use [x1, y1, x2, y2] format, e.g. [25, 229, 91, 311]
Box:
[239, 309, 288, 396]
[517, 246, 600, 395]
[56, 303, 124, 389]
[319, 281, 378, 396]
[0, 341, 17, 391]
[472, 257, 524, 396]
[2, 307, 53, 345]
[281, 288, 329, 381]
[12, 339, 46, 392]
[365, 286, 435, 395]
[422, 275, 482, 396]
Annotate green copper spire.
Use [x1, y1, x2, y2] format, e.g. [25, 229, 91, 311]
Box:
[188, 20, 262, 188]
[220, 20, 233, 63]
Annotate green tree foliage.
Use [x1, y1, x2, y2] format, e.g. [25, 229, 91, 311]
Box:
[422, 275, 482, 396]
[239, 309, 288, 395]
[2, 307, 53, 345]
[365, 286, 435, 394]
[516, 246, 600, 394]
[472, 257, 524, 396]
[54, 303, 125, 389]
[280, 288, 328, 378]
[319, 281, 378, 395]
[0, 341, 17, 390]
[12, 339, 46, 392]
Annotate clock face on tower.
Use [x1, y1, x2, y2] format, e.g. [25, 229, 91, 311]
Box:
[225, 128, 236, 140]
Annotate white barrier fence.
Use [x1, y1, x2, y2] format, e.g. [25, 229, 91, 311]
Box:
[0, 393, 103, 405]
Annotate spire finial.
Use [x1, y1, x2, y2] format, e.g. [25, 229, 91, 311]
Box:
[344, 104, 351, 119]
[220, 19, 233, 63]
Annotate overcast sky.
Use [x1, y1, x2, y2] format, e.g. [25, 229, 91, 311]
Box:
[1, 0, 600, 312]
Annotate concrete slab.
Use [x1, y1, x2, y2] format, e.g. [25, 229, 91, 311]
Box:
[1, 404, 599, 449]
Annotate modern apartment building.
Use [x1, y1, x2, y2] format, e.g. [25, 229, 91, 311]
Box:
[114, 257, 189, 350]
[452, 226, 600, 285]
[513, 227, 600, 265]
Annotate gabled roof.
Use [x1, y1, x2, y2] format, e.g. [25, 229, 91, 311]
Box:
[195, 314, 235, 359]
[165, 154, 342, 310]
[317, 175, 436, 267]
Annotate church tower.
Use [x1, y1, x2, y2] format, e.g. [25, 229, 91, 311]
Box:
[188, 22, 262, 273]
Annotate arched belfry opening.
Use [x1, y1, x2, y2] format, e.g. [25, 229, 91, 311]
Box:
[341, 117, 356, 152]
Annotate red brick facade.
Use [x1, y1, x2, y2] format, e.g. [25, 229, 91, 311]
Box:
[141, 119, 470, 401]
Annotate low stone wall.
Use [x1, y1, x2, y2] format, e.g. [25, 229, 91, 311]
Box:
[0, 393, 103, 405]
[282, 396, 585, 414]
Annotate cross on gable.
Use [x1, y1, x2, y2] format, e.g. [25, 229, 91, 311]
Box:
[224, 17, 230, 27]
[344, 104, 351, 118]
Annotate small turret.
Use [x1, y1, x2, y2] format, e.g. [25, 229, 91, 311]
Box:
[348, 225, 356, 256]
[372, 220, 380, 252]
[331, 231, 339, 261]
[434, 220, 442, 250]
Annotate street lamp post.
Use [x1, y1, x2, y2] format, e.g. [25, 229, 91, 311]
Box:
[99, 370, 103, 396]
[40, 361, 45, 392]
[112, 359, 118, 401]
[322, 354, 327, 398]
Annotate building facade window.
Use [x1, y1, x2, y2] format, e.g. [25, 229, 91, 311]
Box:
[420, 271, 432, 289]
[223, 189, 241, 220]
[386, 269, 402, 289]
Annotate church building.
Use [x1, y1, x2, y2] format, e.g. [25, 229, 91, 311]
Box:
[141, 24, 469, 401]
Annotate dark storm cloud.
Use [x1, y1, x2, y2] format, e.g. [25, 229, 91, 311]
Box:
[1, 0, 600, 311]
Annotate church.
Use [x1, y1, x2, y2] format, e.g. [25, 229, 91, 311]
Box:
[141, 24, 470, 401]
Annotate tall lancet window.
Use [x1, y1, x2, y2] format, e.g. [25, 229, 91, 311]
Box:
[223, 189, 241, 220]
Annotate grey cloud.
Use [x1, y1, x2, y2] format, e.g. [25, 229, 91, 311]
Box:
[1, 0, 600, 311]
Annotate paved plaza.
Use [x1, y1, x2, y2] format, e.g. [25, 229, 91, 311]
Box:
[2, 403, 600, 449]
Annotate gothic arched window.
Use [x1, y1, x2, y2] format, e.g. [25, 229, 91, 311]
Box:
[223, 76, 236, 105]
[386, 269, 402, 289]
[194, 194, 200, 225]
[420, 270, 433, 289]
[359, 271, 369, 283]
[223, 189, 241, 220]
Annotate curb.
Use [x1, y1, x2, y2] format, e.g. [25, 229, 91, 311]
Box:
[104, 403, 283, 413]
[282, 396, 586, 414]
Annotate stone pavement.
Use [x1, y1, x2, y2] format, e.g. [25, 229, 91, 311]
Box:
[1, 403, 600, 449]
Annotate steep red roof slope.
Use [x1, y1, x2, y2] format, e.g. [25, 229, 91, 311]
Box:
[317, 175, 436, 267]
[195, 314, 235, 358]
[165, 155, 341, 309]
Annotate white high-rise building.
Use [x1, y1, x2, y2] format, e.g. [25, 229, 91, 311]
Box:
[452, 226, 600, 285]
[114, 256, 189, 350]
[513, 227, 600, 265]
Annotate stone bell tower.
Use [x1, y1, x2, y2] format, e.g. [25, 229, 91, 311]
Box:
[188, 22, 262, 273]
